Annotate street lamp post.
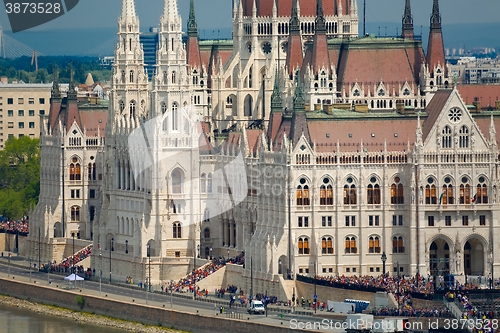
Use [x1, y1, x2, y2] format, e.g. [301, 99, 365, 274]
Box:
[38, 227, 41, 271]
[109, 238, 114, 283]
[29, 257, 32, 282]
[278, 259, 282, 276]
[209, 247, 212, 260]
[227, 248, 230, 261]
[397, 261, 400, 307]
[146, 244, 151, 304]
[381, 252, 387, 277]
[250, 256, 253, 300]
[313, 261, 317, 314]
[193, 244, 199, 300]
[125, 240, 128, 254]
[99, 252, 102, 294]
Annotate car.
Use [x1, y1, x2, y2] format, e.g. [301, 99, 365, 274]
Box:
[247, 300, 265, 315]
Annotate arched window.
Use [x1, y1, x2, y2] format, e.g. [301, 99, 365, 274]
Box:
[442, 126, 452, 148]
[296, 183, 310, 205]
[244, 95, 253, 117]
[71, 206, 80, 221]
[161, 102, 167, 114]
[392, 236, 405, 253]
[119, 100, 125, 112]
[343, 184, 357, 205]
[129, 100, 136, 118]
[207, 173, 212, 193]
[204, 228, 210, 239]
[345, 236, 357, 254]
[391, 176, 404, 204]
[320, 178, 333, 205]
[476, 176, 488, 203]
[298, 237, 310, 255]
[367, 182, 380, 205]
[171, 71, 176, 84]
[129, 70, 134, 83]
[171, 103, 178, 130]
[203, 209, 210, 222]
[322, 237, 333, 254]
[368, 236, 381, 253]
[69, 163, 75, 180]
[425, 178, 437, 204]
[200, 173, 207, 193]
[172, 169, 182, 194]
[459, 125, 469, 148]
[442, 177, 454, 204]
[173, 222, 182, 238]
[460, 179, 471, 204]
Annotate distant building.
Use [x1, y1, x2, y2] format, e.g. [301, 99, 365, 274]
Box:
[449, 57, 500, 84]
[140, 28, 160, 80]
[0, 77, 51, 148]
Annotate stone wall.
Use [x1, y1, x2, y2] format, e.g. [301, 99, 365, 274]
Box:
[0, 277, 315, 333]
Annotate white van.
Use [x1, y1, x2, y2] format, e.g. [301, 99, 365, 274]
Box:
[247, 300, 265, 314]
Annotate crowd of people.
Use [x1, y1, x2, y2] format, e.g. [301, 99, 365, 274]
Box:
[446, 291, 497, 322]
[42, 245, 93, 276]
[168, 254, 244, 294]
[0, 216, 29, 235]
[372, 305, 453, 318]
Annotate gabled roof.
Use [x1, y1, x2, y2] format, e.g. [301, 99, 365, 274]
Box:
[421, 89, 453, 141]
[308, 117, 417, 152]
[336, 38, 424, 89]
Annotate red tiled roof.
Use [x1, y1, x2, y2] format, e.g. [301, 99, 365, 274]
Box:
[338, 45, 423, 89]
[421, 89, 453, 142]
[426, 30, 445, 74]
[311, 32, 330, 74]
[243, 0, 347, 17]
[457, 85, 500, 107]
[246, 129, 262, 153]
[79, 110, 108, 137]
[64, 100, 82, 133]
[308, 118, 417, 152]
[186, 36, 202, 69]
[267, 111, 283, 143]
[475, 117, 500, 146]
[286, 34, 303, 74]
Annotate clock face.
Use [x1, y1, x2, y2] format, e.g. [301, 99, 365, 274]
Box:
[448, 107, 462, 123]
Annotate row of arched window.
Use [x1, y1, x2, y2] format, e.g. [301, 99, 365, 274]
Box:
[297, 236, 405, 255]
[425, 176, 489, 204]
[440, 125, 471, 149]
[296, 176, 404, 206]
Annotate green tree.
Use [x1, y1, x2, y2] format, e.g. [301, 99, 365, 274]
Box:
[0, 137, 40, 219]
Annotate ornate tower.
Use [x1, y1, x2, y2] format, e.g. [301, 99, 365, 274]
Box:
[110, 0, 149, 130]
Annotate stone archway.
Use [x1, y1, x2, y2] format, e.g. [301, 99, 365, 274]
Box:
[429, 238, 451, 276]
[464, 238, 484, 275]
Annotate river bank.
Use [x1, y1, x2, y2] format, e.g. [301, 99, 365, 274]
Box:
[0, 294, 187, 333]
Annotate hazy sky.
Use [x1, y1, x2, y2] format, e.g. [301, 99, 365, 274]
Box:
[1, 0, 499, 34]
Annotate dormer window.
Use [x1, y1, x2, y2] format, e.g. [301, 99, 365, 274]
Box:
[378, 89, 385, 96]
[353, 89, 360, 97]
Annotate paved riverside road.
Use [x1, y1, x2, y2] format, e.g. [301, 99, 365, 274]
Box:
[0, 256, 345, 332]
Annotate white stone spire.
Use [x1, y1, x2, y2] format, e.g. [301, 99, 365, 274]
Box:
[161, 0, 181, 29]
[120, 0, 136, 21]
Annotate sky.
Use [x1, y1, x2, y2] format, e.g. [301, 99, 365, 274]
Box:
[1, 0, 500, 33]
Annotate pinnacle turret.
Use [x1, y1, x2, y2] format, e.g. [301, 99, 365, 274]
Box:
[402, 0, 414, 39]
[187, 0, 198, 36]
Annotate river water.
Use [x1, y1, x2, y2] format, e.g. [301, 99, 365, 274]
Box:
[0, 303, 129, 333]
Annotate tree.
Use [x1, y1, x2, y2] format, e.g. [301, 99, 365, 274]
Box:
[0, 137, 40, 219]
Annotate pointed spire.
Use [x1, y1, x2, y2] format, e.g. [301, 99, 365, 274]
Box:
[315, 0, 326, 32]
[67, 65, 77, 100]
[402, 0, 414, 39]
[162, 0, 180, 26]
[490, 114, 497, 143]
[188, 0, 198, 36]
[51, 65, 61, 99]
[271, 69, 282, 111]
[290, 0, 300, 32]
[430, 0, 441, 30]
[293, 72, 305, 112]
[252, 0, 257, 17]
[120, 0, 137, 21]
